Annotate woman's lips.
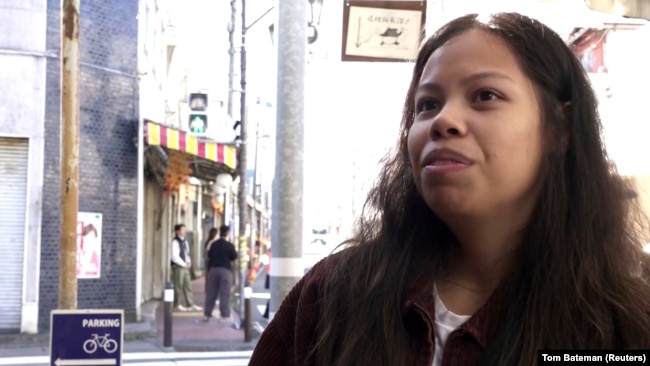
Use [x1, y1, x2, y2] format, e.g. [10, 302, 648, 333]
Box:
[421, 148, 473, 174]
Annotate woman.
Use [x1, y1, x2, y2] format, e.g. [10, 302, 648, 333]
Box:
[202, 228, 219, 308]
[203, 225, 237, 321]
[204, 227, 219, 254]
[250, 12, 650, 366]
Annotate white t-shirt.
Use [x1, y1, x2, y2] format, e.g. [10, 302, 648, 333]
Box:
[432, 284, 472, 366]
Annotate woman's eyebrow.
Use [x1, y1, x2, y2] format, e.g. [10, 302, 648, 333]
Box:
[459, 71, 515, 86]
[416, 71, 516, 95]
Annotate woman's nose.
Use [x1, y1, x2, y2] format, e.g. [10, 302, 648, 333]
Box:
[428, 102, 468, 140]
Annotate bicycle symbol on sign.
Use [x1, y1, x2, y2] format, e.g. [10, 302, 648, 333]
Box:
[83, 333, 118, 354]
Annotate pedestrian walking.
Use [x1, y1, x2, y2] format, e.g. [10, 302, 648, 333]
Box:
[203, 225, 238, 322]
[203, 227, 219, 295]
[250, 12, 650, 365]
[170, 224, 202, 312]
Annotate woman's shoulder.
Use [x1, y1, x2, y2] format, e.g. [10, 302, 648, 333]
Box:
[257, 253, 338, 332]
[252, 247, 358, 364]
[275, 245, 359, 306]
[299, 247, 347, 282]
[303, 245, 361, 283]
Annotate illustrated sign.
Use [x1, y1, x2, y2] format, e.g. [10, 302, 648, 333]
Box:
[50, 309, 123, 366]
[77, 212, 103, 279]
[342, 1, 426, 62]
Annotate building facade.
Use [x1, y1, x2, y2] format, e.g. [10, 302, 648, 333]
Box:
[38, 0, 141, 328]
[0, 0, 47, 333]
[0, 0, 143, 333]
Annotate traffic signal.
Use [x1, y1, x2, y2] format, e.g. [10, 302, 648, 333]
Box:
[189, 93, 208, 110]
[188, 93, 208, 135]
[189, 114, 207, 134]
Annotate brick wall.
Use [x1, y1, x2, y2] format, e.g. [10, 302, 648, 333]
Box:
[40, 0, 139, 329]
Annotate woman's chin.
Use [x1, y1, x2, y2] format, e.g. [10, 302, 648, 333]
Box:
[424, 191, 472, 217]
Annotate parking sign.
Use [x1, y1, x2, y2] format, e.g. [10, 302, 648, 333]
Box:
[50, 309, 123, 366]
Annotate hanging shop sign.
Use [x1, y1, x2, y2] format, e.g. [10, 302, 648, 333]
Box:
[341, 0, 426, 62]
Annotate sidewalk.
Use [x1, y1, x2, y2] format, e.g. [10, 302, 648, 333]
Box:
[0, 305, 161, 358]
[156, 274, 259, 351]
[0, 275, 259, 356]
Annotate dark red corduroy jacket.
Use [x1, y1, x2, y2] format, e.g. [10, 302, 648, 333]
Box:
[249, 253, 518, 366]
[249, 254, 650, 365]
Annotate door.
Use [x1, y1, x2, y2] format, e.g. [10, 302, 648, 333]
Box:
[0, 137, 28, 331]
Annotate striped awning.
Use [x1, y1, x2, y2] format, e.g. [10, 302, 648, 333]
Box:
[145, 121, 237, 170]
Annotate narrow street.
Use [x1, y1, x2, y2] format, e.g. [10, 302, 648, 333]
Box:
[250, 266, 271, 333]
[0, 350, 253, 366]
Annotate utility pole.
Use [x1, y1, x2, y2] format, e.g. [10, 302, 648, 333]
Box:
[250, 115, 262, 276]
[250, 118, 259, 263]
[59, 0, 80, 310]
[227, 0, 236, 117]
[236, 0, 253, 342]
[270, 0, 306, 319]
[228, 0, 274, 341]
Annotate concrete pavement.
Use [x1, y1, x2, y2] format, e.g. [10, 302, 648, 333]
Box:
[0, 274, 262, 357]
[156, 274, 260, 352]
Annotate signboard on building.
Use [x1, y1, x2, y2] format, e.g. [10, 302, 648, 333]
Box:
[50, 309, 123, 366]
[341, 1, 426, 62]
[77, 212, 103, 279]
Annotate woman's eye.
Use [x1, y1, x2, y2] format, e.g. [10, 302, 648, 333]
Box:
[475, 90, 498, 102]
[416, 99, 440, 113]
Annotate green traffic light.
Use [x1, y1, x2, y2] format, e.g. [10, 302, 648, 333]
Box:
[189, 115, 207, 133]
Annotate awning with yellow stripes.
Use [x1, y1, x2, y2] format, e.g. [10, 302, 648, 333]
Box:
[145, 121, 237, 170]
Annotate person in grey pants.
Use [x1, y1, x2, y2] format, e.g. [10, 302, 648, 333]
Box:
[203, 225, 238, 322]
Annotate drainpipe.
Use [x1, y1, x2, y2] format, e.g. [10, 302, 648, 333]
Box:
[134, 87, 144, 318]
[134, 0, 145, 323]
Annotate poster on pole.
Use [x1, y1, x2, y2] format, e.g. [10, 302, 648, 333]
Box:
[76, 212, 103, 279]
[341, 1, 426, 62]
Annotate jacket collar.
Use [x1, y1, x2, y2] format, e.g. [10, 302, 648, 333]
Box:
[403, 270, 518, 349]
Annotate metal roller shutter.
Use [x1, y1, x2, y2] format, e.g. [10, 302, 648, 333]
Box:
[0, 137, 28, 331]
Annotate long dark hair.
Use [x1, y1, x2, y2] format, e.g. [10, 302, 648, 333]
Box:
[204, 228, 219, 250]
[308, 12, 650, 366]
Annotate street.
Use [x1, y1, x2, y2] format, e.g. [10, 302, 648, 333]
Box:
[0, 274, 273, 366]
[0, 350, 252, 366]
[250, 265, 271, 333]
[303, 236, 341, 272]
[248, 237, 338, 331]
[0, 249, 332, 366]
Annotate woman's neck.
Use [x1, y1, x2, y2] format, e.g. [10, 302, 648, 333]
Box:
[443, 216, 525, 289]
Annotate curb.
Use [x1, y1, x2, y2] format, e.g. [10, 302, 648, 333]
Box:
[172, 339, 259, 352]
[0, 321, 158, 350]
[0, 332, 50, 349]
[0, 301, 269, 352]
[0, 301, 159, 350]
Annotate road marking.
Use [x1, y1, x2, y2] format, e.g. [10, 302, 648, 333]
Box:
[0, 351, 255, 365]
[252, 292, 270, 299]
[0, 356, 45, 365]
[55, 358, 116, 366]
[125, 351, 253, 360]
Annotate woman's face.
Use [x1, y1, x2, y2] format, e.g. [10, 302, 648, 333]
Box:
[407, 29, 544, 222]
